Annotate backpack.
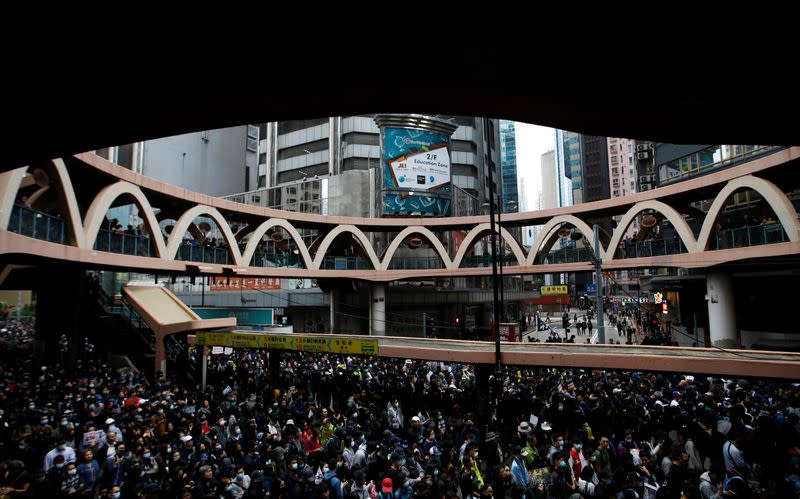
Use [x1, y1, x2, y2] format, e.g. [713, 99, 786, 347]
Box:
[723, 470, 748, 495]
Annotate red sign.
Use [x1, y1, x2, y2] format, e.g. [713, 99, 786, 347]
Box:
[209, 277, 281, 291]
[491, 322, 519, 342]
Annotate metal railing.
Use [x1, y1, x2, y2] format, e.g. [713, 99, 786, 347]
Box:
[710, 222, 788, 249]
[249, 252, 304, 268]
[542, 247, 593, 264]
[658, 145, 782, 185]
[618, 238, 687, 259]
[460, 255, 520, 268]
[118, 297, 156, 350]
[7, 205, 65, 243]
[319, 256, 373, 270]
[386, 256, 446, 270]
[94, 229, 154, 257]
[175, 244, 232, 264]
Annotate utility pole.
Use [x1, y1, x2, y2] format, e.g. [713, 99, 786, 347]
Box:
[486, 126, 502, 371]
[592, 224, 605, 344]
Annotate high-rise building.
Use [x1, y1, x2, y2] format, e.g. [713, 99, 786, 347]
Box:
[559, 130, 583, 205]
[97, 126, 259, 233]
[554, 130, 574, 208]
[96, 127, 259, 198]
[258, 116, 499, 217]
[579, 135, 611, 203]
[608, 137, 638, 238]
[499, 120, 519, 213]
[540, 150, 558, 210]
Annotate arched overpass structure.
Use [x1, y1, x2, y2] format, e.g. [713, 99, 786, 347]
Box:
[0, 147, 799, 281]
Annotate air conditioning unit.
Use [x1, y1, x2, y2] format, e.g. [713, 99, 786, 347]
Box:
[636, 151, 651, 160]
[636, 143, 650, 152]
[639, 175, 653, 184]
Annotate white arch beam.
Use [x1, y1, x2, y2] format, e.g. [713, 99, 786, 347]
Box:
[381, 226, 453, 270]
[82, 181, 167, 258]
[697, 175, 800, 250]
[241, 218, 313, 268]
[606, 200, 698, 260]
[165, 205, 243, 266]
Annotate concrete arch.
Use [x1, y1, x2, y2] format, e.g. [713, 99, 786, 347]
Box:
[606, 200, 698, 259]
[697, 175, 800, 250]
[381, 226, 453, 270]
[311, 225, 381, 270]
[165, 205, 243, 266]
[82, 181, 167, 258]
[49, 159, 87, 248]
[0, 167, 29, 231]
[452, 222, 526, 268]
[526, 215, 596, 265]
[241, 219, 312, 268]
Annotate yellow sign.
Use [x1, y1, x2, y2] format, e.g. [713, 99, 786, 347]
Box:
[194, 332, 379, 356]
[541, 285, 568, 295]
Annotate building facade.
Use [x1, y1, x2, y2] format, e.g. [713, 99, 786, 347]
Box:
[499, 120, 519, 213]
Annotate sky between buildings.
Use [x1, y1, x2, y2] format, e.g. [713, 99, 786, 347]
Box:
[514, 122, 555, 211]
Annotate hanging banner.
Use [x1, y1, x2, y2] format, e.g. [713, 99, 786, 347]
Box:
[194, 332, 379, 356]
[209, 277, 281, 291]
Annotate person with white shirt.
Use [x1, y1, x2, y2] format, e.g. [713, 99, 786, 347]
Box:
[43, 440, 76, 472]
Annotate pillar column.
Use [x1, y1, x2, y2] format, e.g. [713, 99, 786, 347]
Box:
[154, 332, 167, 378]
[370, 284, 386, 336]
[706, 272, 738, 348]
[329, 289, 338, 333]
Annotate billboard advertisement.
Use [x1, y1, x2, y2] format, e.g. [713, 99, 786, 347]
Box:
[192, 307, 274, 325]
[383, 127, 452, 216]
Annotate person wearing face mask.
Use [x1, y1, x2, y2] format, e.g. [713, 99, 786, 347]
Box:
[547, 435, 565, 466]
[568, 438, 589, 480]
[58, 461, 81, 496]
[44, 439, 76, 472]
[221, 477, 245, 499]
[45, 455, 68, 495]
[140, 447, 160, 492]
[232, 466, 250, 491]
[322, 459, 347, 499]
[551, 453, 577, 498]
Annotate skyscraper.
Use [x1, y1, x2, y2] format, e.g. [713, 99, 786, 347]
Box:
[540, 150, 558, 209]
[499, 120, 519, 213]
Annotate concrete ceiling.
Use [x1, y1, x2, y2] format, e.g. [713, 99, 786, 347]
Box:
[3, 8, 795, 170]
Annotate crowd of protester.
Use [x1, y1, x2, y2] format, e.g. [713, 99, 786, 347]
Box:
[0, 320, 797, 498]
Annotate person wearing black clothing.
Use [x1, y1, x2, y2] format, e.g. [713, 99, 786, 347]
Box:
[194, 465, 217, 499]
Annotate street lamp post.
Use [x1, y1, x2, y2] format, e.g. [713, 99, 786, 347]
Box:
[485, 184, 502, 370]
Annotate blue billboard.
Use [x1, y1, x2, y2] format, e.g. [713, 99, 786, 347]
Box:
[383, 127, 452, 216]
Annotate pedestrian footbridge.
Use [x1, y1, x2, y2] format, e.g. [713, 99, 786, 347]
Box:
[0, 147, 799, 281]
[192, 330, 800, 379]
